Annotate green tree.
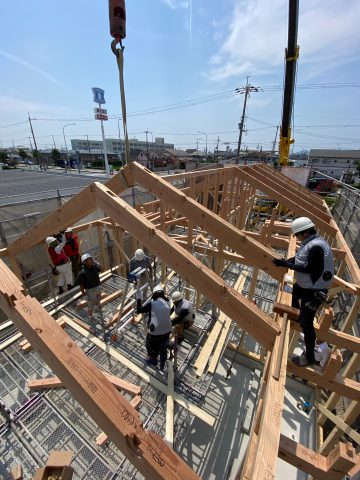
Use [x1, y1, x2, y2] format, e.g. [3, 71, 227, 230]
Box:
[51, 148, 61, 164]
[0, 150, 8, 163]
[18, 148, 28, 161]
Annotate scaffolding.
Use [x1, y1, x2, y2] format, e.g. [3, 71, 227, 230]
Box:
[0, 163, 360, 479]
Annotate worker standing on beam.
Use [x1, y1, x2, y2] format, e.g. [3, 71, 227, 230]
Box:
[63, 227, 81, 282]
[135, 285, 172, 370]
[76, 253, 102, 321]
[46, 234, 73, 295]
[170, 291, 195, 346]
[273, 217, 334, 367]
[129, 248, 153, 294]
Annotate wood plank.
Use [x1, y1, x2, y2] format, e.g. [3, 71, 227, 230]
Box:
[207, 318, 232, 374]
[29, 373, 140, 396]
[165, 360, 175, 447]
[0, 261, 199, 480]
[95, 182, 279, 351]
[99, 289, 124, 307]
[64, 316, 215, 427]
[194, 317, 226, 377]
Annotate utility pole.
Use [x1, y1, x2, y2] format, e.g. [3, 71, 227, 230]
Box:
[28, 113, 40, 169]
[271, 125, 280, 164]
[236, 78, 261, 163]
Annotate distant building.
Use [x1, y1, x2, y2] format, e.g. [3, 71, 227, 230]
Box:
[308, 149, 360, 180]
[70, 137, 174, 161]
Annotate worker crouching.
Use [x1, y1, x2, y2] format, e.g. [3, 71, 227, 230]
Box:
[77, 253, 102, 320]
[170, 291, 195, 345]
[136, 285, 172, 370]
[46, 235, 73, 295]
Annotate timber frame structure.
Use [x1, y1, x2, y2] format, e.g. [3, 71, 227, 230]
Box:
[0, 162, 360, 479]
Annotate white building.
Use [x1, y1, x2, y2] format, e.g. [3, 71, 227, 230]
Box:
[71, 137, 174, 156]
[308, 149, 360, 180]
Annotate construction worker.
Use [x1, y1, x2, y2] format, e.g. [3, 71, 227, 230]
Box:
[46, 235, 73, 295]
[63, 227, 81, 281]
[76, 253, 102, 320]
[170, 291, 195, 345]
[129, 248, 153, 278]
[129, 248, 153, 295]
[273, 216, 334, 367]
[136, 285, 172, 369]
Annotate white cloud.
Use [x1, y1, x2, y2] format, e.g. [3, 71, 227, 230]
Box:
[160, 0, 189, 9]
[208, 0, 360, 81]
[0, 49, 62, 86]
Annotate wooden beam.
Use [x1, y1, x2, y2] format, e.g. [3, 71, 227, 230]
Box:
[274, 303, 360, 354]
[236, 167, 337, 236]
[96, 395, 142, 446]
[317, 403, 360, 446]
[287, 362, 360, 401]
[248, 237, 295, 480]
[94, 182, 279, 350]
[320, 400, 360, 455]
[130, 162, 284, 281]
[278, 435, 359, 479]
[0, 260, 199, 480]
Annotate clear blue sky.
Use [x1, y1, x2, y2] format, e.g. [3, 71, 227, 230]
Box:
[0, 0, 359, 153]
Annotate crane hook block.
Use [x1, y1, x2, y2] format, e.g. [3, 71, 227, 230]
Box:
[109, 0, 126, 40]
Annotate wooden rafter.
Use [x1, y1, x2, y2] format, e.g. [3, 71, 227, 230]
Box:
[0, 260, 198, 480]
[94, 182, 279, 350]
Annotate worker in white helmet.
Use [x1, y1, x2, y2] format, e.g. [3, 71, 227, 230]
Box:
[76, 253, 102, 320]
[46, 234, 73, 295]
[170, 291, 195, 345]
[273, 217, 334, 367]
[135, 284, 171, 369]
[63, 227, 81, 280]
[129, 248, 153, 295]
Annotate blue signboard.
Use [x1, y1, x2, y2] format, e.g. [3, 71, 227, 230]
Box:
[92, 87, 106, 104]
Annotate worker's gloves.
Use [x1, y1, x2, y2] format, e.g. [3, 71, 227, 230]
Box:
[135, 289, 142, 301]
[273, 258, 288, 267]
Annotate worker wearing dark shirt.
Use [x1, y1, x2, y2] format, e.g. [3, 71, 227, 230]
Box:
[273, 217, 334, 367]
[76, 253, 102, 318]
[136, 285, 172, 369]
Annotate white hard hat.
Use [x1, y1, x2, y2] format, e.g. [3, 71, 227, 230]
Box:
[152, 285, 164, 294]
[171, 291, 183, 302]
[65, 227, 73, 233]
[46, 236, 57, 246]
[81, 253, 93, 263]
[135, 248, 144, 261]
[291, 217, 315, 234]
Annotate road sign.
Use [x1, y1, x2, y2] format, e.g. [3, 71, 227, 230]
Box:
[95, 113, 108, 121]
[92, 87, 106, 104]
[94, 108, 107, 115]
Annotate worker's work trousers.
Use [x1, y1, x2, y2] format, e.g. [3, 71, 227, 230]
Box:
[173, 317, 194, 342]
[146, 332, 170, 369]
[86, 286, 100, 312]
[56, 262, 73, 288]
[69, 254, 80, 281]
[292, 283, 326, 362]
